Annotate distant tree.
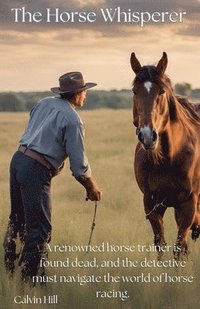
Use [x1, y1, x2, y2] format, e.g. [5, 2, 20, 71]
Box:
[175, 83, 192, 97]
[0, 93, 24, 111]
[191, 88, 200, 100]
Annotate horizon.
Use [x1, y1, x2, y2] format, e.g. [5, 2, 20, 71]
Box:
[1, 83, 200, 94]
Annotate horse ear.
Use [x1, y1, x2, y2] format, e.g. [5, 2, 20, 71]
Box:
[130, 52, 141, 74]
[157, 52, 168, 75]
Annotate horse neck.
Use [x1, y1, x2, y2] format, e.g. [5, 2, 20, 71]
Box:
[163, 93, 197, 160]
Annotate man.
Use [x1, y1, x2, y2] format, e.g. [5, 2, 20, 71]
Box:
[4, 71, 102, 281]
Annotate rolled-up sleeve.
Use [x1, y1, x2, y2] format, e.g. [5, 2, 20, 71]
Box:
[64, 121, 91, 178]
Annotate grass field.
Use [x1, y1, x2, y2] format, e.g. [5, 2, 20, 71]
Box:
[0, 110, 200, 309]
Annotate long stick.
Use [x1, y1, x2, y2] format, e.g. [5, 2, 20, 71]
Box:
[87, 201, 98, 251]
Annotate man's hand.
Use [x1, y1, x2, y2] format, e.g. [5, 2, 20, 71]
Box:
[86, 185, 102, 201]
[75, 176, 102, 201]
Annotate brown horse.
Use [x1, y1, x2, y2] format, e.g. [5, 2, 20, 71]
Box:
[130, 52, 200, 257]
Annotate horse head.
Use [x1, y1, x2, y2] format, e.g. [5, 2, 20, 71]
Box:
[130, 52, 170, 150]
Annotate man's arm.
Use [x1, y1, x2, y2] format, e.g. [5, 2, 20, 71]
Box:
[64, 120, 102, 201]
[75, 175, 102, 201]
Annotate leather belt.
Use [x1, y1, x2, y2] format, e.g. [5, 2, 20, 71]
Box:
[18, 145, 53, 171]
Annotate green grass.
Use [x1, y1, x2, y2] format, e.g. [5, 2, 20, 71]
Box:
[0, 110, 200, 309]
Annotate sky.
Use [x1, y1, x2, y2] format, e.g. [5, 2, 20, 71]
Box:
[1, 0, 200, 91]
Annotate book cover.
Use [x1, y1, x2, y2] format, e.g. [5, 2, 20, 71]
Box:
[1, 1, 200, 308]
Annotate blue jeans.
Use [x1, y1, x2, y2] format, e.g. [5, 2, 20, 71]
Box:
[8, 151, 52, 266]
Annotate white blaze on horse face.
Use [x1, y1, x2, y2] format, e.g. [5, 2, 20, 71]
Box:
[140, 125, 154, 149]
[144, 81, 152, 93]
[141, 125, 152, 139]
[142, 125, 152, 140]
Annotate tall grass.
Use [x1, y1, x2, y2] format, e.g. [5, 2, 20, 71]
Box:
[0, 110, 200, 309]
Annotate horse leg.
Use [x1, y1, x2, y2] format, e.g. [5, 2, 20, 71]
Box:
[174, 194, 196, 259]
[144, 193, 167, 256]
[191, 195, 200, 240]
[174, 208, 180, 228]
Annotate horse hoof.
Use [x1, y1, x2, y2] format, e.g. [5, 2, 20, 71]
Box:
[191, 225, 200, 241]
[173, 244, 189, 260]
[154, 237, 167, 260]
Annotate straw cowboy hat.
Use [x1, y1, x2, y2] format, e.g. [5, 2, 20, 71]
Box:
[51, 72, 97, 94]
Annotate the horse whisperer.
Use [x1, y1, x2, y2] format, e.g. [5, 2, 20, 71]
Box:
[3, 71, 102, 281]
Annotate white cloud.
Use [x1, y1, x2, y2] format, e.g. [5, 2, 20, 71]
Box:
[0, 0, 199, 90]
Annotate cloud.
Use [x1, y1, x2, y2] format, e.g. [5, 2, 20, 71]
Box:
[1, 0, 199, 91]
[1, 0, 199, 39]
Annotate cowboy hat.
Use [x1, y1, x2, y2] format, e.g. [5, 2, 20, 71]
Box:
[51, 71, 97, 94]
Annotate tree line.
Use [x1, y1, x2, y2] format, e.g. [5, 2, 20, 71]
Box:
[0, 84, 199, 112]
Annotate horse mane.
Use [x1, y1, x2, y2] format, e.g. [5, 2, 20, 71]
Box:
[175, 96, 200, 124]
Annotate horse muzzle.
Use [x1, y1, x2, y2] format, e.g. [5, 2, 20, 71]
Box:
[137, 126, 158, 150]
